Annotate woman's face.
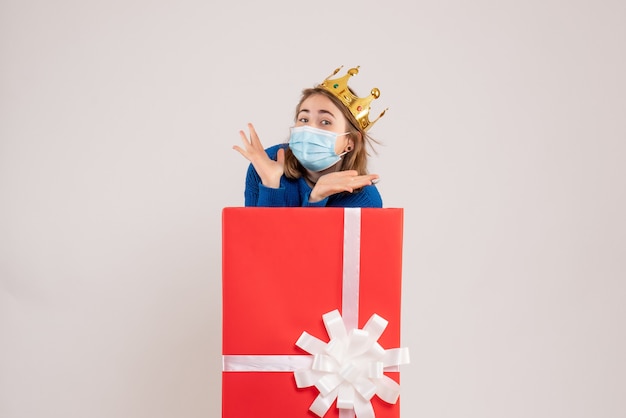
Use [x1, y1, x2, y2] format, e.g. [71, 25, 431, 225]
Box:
[295, 94, 352, 155]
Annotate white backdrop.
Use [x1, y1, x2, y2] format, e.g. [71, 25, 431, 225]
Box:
[1, 1, 625, 417]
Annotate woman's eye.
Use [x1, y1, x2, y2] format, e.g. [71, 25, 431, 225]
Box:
[298, 117, 309, 123]
[321, 120, 331, 126]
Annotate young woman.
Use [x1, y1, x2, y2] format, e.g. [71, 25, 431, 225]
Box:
[233, 67, 384, 208]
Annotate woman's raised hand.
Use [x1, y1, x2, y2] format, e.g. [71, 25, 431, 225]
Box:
[233, 123, 284, 189]
[309, 170, 379, 203]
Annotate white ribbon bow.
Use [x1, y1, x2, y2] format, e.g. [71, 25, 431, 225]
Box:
[294, 309, 410, 418]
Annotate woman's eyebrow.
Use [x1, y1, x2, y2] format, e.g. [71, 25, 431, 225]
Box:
[317, 109, 336, 118]
[297, 108, 336, 118]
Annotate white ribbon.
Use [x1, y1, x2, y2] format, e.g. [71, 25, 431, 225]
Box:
[222, 208, 410, 417]
[294, 309, 410, 418]
[223, 355, 313, 371]
[342, 207, 361, 331]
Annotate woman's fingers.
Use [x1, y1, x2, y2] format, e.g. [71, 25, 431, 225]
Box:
[276, 147, 285, 166]
[335, 171, 379, 186]
[234, 123, 266, 161]
[247, 123, 262, 147]
[357, 174, 380, 185]
[313, 171, 380, 201]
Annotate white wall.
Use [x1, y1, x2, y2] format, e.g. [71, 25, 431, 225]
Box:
[1, 1, 625, 417]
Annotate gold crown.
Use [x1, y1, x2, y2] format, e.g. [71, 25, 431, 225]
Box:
[318, 66, 387, 131]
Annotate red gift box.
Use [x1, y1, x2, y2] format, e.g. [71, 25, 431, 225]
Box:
[222, 207, 407, 418]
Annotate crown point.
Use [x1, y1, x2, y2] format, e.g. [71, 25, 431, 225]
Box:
[371, 88, 380, 99]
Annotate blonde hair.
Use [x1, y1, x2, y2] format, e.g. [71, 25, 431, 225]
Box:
[283, 87, 379, 180]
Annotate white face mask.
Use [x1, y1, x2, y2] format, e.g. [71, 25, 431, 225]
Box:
[288, 126, 348, 172]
